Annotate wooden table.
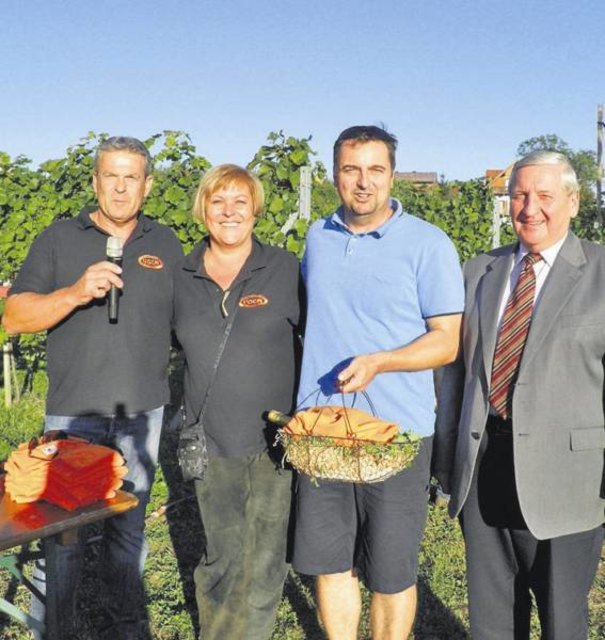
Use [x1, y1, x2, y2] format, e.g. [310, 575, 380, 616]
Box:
[0, 477, 138, 638]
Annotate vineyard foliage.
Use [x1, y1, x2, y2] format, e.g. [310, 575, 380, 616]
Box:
[0, 130, 598, 378]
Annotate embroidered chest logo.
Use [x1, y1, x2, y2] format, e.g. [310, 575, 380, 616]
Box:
[138, 255, 164, 270]
[239, 294, 269, 308]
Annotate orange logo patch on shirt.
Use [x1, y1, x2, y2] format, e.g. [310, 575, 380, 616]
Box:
[239, 294, 269, 308]
[138, 255, 164, 270]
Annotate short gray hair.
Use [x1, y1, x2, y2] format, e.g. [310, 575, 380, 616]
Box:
[509, 150, 579, 195]
[95, 136, 153, 176]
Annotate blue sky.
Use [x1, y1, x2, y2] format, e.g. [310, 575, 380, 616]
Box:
[1, 0, 603, 180]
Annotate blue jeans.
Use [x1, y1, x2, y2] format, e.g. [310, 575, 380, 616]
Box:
[31, 407, 164, 639]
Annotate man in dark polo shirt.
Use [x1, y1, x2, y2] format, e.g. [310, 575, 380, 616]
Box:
[2, 136, 183, 639]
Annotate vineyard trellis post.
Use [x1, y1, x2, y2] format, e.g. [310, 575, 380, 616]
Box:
[597, 104, 603, 228]
[298, 166, 312, 220]
[280, 165, 312, 234]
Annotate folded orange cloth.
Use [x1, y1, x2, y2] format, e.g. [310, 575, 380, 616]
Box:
[282, 406, 399, 444]
[4, 439, 128, 510]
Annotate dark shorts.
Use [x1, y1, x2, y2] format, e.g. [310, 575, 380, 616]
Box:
[292, 436, 432, 594]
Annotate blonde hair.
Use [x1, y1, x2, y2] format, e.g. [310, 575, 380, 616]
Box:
[192, 164, 264, 222]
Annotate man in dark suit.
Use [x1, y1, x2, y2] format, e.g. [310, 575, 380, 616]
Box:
[434, 150, 605, 639]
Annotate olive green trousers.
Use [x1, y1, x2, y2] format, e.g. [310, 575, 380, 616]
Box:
[194, 453, 293, 640]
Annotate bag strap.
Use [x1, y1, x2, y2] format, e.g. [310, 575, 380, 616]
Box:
[191, 280, 246, 425]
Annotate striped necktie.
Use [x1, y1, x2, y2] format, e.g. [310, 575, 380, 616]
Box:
[489, 253, 543, 420]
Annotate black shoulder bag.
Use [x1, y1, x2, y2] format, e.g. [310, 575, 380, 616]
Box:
[177, 289, 241, 482]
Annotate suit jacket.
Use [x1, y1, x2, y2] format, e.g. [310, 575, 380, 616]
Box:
[434, 232, 605, 540]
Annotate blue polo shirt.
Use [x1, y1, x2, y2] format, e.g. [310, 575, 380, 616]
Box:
[298, 198, 464, 436]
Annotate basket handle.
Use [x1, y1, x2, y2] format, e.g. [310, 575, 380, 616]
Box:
[297, 388, 377, 415]
[300, 389, 378, 439]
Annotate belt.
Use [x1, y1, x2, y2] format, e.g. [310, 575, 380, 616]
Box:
[486, 414, 512, 436]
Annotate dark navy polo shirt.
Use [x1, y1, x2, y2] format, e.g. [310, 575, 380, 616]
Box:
[10, 209, 183, 416]
[174, 237, 303, 457]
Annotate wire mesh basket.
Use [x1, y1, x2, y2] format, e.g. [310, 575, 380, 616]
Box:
[269, 393, 421, 484]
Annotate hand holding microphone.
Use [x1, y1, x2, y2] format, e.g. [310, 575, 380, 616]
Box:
[106, 236, 123, 323]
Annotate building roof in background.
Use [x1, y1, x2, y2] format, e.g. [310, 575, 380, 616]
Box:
[395, 171, 439, 185]
[486, 163, 514, 195]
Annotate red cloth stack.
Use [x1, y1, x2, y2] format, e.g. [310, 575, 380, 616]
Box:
[4, 438, 128, 511]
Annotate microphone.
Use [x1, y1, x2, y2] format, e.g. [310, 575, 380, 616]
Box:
[106, 236, 123, 323]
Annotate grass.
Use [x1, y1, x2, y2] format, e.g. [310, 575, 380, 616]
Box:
[0, 390, 603, 639]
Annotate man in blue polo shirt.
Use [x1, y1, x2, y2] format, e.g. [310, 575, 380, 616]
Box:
[292, 125, 464, 640]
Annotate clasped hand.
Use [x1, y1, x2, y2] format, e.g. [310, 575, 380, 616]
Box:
[72, 261, 123, 306]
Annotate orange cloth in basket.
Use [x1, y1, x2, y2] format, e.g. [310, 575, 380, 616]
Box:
[4, 439, 128, 511]
[282, 406, 399, 444]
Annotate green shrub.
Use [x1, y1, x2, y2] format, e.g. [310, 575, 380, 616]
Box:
[0, 391, 45, 461]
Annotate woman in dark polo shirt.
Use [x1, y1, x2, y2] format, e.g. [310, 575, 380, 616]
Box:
[173, 164, 303, 640]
